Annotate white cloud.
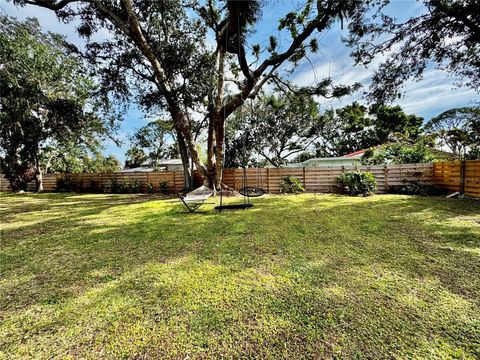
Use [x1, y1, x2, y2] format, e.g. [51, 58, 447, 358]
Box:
[290, 46, 479, 120]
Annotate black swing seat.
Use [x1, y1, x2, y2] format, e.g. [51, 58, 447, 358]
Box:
[215, 203, 253, 211]
[239, 187, 265, 197]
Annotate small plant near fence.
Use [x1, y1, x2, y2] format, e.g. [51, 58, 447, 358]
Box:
[87, 179, 104, 193]
[159, 179, 169, 194]
[56, 177, 73, 192]
[280, 176, 305, 194]
[146, 182, 154, 194]
[74, 179, 85, 193]
[337, 170, 377, 196]
[110, 178, 120, 194]
[130, 179, 141, 193]
[120, 180, 130, 194]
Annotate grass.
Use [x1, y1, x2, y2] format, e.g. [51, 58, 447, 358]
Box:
[0, 192, 479, 359]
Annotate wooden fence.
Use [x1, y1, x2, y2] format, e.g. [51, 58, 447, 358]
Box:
[433, 160, 480, 198]
[218, 163, 434, 194]
[0, 171, 186, 193]
[0, 162, 436, 195]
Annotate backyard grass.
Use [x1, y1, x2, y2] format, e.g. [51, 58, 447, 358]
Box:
[0, 192, 479, 359]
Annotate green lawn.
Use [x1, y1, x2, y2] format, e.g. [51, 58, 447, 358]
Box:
[1, 193, 479, 359]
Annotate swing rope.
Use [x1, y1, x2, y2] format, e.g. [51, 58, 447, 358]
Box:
[216, 7, 264, 211]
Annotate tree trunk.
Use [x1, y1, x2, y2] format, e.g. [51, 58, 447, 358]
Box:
[205, 114, 217, 188]
[176, 129, 193, 191]
[172, 110, 210, 183]
[33, 150, 43, 193]
[35, 168, 44, 193]
[213, 111, 225, 190]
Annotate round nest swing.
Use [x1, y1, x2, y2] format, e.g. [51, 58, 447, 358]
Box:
[239, 186, 265, 198]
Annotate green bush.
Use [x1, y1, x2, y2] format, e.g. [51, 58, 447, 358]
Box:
[130, 179, 140, 193]
[120, 180, 130, 194]
[388, 182, 449, 196]
[159, 179, 169, 194]
[146, 182, 154, 194]
[337, 170, 377, 196]
[74, 179, 85, 193]
[280, 176, 305, 194]
[87, 180, 104, 193]
[110, 178, 120, 194]
[56, 177, 72, 192]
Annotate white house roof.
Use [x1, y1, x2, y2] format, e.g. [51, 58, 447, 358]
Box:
[287, 156, 361, 168]
[302, 157, 361, 164]
[158, 158, 184, 165]
[139, 159, 184, 167]
[120, 167, 158, 173]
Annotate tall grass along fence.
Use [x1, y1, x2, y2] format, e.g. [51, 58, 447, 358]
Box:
[1, 161, 479, 197]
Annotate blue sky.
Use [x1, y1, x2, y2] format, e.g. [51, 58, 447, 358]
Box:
[2, 0, 479, 163]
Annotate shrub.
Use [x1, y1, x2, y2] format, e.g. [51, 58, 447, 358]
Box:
[337, 170, 377, 196]
[74, 179, 84, 193]
[87, 179, 104, 193]
[56, 177, 72, 192]
[146, 182, 154, 194]
[120, 180, 130, 194]
[159, 179, 169, 194]
[110, 178, 120, 194]
[130, 179, 140, 193]
[280, 176, 305, 194]
[388, 182, 449, 196]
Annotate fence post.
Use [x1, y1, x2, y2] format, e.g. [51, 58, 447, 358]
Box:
[302, 167, 306, 190]
[173, 171, 176, 192]
[233, 169, 236, 190]
[384, 165, 388, 192]
[432, 162, 435, 185]
[266, 168, 270, 193]
[460, 160, 466, 195]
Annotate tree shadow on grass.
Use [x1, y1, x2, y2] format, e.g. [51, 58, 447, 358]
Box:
[1, 193, 480, 358]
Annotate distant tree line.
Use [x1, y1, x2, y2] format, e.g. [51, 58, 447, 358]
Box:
[222, 91, 479, 168]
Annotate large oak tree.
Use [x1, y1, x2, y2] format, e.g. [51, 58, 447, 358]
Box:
[14, 0, 383, 190]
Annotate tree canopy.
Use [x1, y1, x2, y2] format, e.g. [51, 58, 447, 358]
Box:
[348, 0, 480, 102]
[14, 0, 386, 189]
[226, 92, 320, 168]
[425, 107, 480, 158]
[309, 103, 423, 158]
[361, 142, 435, 166]
[126, 120, 179, 168]
[0, 16, 118, 191]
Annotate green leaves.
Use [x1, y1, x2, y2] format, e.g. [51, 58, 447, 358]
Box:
[425, 107, 480, 158]
[0, 15, 118, 189]
[361, 142, 435, 166]
[337, 170, 378, 196]
[268, 36, 277, 53]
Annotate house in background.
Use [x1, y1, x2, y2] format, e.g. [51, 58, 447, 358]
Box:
[120, 158, 190, 172]
[287, 150, 365, 168]
[286, 146, 459, 168]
